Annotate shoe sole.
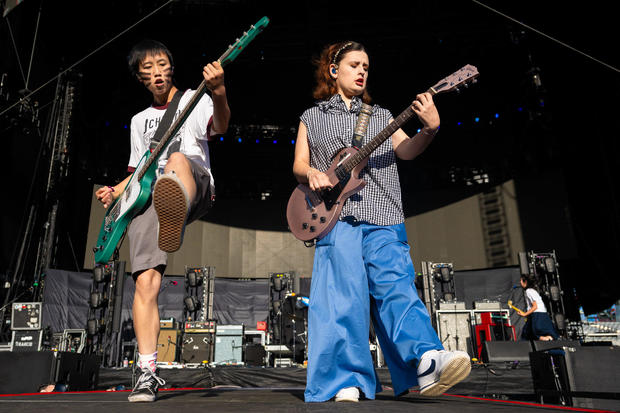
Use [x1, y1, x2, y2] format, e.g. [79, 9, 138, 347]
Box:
[335, 398, 359, 402]
[128, 394, 156, 402]
[419, 354, 471, 397]
[153, 176, 188, 253]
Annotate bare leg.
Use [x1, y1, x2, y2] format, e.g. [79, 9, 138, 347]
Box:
[133, 267, 163, 354]
[164, 152, 196, 203]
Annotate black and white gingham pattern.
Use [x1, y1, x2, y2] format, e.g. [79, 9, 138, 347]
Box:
[300, 94, 405, 226]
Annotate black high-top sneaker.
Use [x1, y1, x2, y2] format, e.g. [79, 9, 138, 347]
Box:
[128, 369, 166, 402]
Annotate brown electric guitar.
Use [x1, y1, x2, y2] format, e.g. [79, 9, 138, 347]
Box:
[286, 64, 480, 242]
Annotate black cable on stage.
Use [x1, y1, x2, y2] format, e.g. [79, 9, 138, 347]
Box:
[0, 0, 175, 119]
[471, 0, 619, 74]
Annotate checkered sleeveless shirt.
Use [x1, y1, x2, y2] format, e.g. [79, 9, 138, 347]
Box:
[300, 94, 405, 226]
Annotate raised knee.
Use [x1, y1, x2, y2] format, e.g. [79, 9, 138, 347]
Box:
[165, 152, 189, 170]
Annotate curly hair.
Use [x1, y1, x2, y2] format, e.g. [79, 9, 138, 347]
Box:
[312, 41, 372, 103]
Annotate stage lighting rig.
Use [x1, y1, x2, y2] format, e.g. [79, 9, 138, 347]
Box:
[89, 291, 107, 309]
[92, 263, 113, 283]
[432, 263, 456, 302]
[184, 296, 201, 313]
[419, 261, 457, 326]
[86, 261, 126, 367]
[186, 268, 204, 288]
[183, 266, 215, 323]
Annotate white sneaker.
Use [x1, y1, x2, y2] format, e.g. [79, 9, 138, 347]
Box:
[417, 350, 471, 397]
[335, 386, 359, 402]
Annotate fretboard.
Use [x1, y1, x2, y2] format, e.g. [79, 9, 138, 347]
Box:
[341, 88, 435, 172]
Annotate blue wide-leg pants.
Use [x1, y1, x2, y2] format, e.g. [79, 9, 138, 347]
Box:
[304, 221, 443, 402]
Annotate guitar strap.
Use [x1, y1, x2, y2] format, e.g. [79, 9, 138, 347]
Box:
[149, 89, 184, 152]
[351, 103, 373, 149]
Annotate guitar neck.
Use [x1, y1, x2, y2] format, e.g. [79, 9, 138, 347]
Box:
[341, 87, 435, 172]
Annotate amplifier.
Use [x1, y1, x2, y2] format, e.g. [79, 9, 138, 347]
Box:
[245, 344, 267, 367]
[530, 346, 620, 409]
[184, 320, 216, 333]
[11, 302, 42, 330]
[436, 311, 472, 355]
[0, 351, 100, 393]
[439, 301, 466, 310]
[160, 318, 177, 329]
[181, 332, 214, 364]
[474, 300, 501, 311]
[157, 329, 180, 362]
[214, 325, 244, 365]
[11, 329, 43, 351]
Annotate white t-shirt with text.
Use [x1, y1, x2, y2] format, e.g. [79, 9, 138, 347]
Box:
[128, 89, 215, 190]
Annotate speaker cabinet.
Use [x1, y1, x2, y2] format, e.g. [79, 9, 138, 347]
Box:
[157, 329, 180, 362]
[181, 332, 214, 364]
[436, 310, 472, 355]
[10, 330, 43, 351]
[530, 346, 620, 410]
[531, 340, 580, 352]
[0, 351, 100, 394]
[53, 352, 100, 391]
[244, 344, 266, 366]
[482, 341, 533, 363]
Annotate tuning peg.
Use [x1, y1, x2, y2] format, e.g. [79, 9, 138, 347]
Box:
[471, 79, 478, 84]
[462, 83, 469, 88]
[454, 87, 461, 94]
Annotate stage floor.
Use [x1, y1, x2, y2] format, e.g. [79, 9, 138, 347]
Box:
[0, 365, 618, 412]
[0, 387, 596, 413]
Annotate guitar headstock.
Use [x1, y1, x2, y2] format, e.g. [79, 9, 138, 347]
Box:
[428, 64, 479, 95]
[218, 16, 270, 67]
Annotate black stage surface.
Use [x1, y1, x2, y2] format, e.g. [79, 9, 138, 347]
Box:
[1, 365, 618, 413]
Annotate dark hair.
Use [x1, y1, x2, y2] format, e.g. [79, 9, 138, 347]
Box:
[312, 40, 372, 103]
[521, 275, 540, 292]
[127, 39, 174, 78]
